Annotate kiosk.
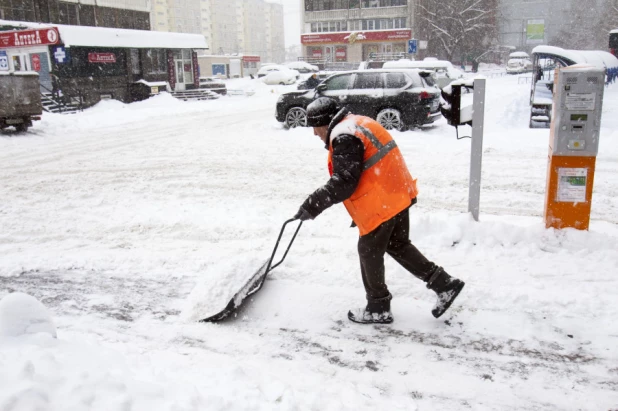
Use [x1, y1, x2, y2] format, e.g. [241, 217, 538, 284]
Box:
[544, 65, 605, 230]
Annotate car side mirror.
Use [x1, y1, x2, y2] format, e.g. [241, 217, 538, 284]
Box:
[316, 84, 327, 93]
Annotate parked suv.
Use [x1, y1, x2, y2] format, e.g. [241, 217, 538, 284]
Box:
[275, 69, 441, 130]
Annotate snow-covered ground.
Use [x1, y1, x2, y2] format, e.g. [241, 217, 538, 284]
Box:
[1, 73, 617, 410]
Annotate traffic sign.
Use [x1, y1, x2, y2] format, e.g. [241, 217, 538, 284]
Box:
[0, 51, 8, 71]
[408, 39, 417, 54]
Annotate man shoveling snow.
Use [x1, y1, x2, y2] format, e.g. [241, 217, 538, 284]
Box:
[294, 97, 465, 324]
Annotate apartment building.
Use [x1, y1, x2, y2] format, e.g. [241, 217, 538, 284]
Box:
[152, 0, 284, 64]
[498, 0, 604, 53]
[300, 0, 416, 63]
[0, 0, 151, 29]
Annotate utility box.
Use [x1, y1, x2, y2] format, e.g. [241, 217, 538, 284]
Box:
[544, 65, 605, 230]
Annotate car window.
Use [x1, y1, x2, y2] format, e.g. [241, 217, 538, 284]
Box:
[324, 74, 352, 90]
[420, 73, 436, 87]
[385, 73, 408, 89]
[353, 73, 382, 89]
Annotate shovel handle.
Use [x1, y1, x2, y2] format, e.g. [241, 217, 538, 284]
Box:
[266, 218, 302, 273]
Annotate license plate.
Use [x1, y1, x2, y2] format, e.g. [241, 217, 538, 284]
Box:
[5, 119, 24, 125]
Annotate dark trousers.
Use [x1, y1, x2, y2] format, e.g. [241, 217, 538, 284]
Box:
[357, 208, 436, 303]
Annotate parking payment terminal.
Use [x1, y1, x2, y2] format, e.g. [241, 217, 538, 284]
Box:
[544, 65, 605, 230]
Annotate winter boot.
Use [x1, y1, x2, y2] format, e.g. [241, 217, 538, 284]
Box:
[426, 266, 465, 318]
[348, 299, 393, 324]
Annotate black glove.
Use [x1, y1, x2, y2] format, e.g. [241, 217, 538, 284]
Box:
[294, 207, 313, 221]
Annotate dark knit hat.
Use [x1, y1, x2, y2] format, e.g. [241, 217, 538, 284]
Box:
[306, 97, 339, 127]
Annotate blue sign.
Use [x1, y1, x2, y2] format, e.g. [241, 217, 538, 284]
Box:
[408, 39, 418, 54]
[0, 51, 8, 71]
[212, 64, 225, 76]
[53, 46, 70, 64]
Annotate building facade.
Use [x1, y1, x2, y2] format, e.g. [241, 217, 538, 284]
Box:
[152, 0, 284, 65]
[300, 0, 417, 64]
[497, 0, 603, 53]
[0, 20, 207, 108]
[0, 0, 151, 30]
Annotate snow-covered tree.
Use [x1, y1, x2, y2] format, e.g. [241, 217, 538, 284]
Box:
[551, 0, 612, 50]
[417, 0, 499, 63]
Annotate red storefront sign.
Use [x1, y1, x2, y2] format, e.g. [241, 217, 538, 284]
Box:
[192, 51, 199, 88]
[31, 54, 41, 71]
[242, 55, 261, 62]
[335, 46, 347, 61]
[301, 29, 411, 45]
[0, 28, 60, 48]
[311, 48, 323, 58]
[88, 52, 116, 63]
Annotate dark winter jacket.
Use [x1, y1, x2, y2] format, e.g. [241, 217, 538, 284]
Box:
[301, 108, 365, 218]
[305, 76, 320, 89]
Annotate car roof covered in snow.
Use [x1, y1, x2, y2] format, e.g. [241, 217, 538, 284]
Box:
[0, 19, 208, 49]
[532, 45, 618, 69]
[509, 52, 530, 58]
[382, 59, 455, 69]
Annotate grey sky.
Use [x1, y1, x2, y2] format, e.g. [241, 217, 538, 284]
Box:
[267, 0, 302, 48]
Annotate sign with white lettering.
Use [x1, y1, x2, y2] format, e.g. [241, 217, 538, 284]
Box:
[0, 28, 60, 48]
[88, 53, 117, 63]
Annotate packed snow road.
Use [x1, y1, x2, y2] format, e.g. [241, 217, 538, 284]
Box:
[1, 76, 617, 410]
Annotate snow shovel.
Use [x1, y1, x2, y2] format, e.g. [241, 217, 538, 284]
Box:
[199, 218, 302, 322]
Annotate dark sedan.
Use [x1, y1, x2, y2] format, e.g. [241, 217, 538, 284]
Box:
[275, 69, 441, 131]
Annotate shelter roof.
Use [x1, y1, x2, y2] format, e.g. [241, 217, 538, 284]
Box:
[532, 45, 618, 69]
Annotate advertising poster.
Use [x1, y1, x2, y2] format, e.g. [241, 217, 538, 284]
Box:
[0, 51, 8, 71]
[526, 19, 545, 44]
[556, 168, 587, 202]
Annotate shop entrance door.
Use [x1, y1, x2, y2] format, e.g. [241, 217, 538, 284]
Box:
[30, 52, 52, 93]
[173, 50, 194, 91]
[175, 60, 185, 91]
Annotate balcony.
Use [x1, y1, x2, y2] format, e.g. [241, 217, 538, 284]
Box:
[304, 5, 408, 22]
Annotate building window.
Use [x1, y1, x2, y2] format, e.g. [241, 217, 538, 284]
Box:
[58, 2, 79, 25]
[362, 0, 379, 7]
[147, 49, 167, 73]
[351, 18, 407, 31]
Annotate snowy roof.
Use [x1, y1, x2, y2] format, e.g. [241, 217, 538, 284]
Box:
[532, 45, 618, 69]
[383, 59, 454, 69]
[612, 29, 618, 34]
[509, 51, 530, 58]
[0, 19, 208, 49]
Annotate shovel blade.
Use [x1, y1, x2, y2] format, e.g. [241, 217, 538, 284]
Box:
[199, 259, 270, 323]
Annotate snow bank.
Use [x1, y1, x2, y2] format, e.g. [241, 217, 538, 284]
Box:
[0, 292, 56, 338]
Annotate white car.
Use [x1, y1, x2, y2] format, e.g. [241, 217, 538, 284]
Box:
[506, 52, 533, 74]
[262, 70, 298, 85]
[257, 64, 300, 79]
[382, 59, 465, 89]
[283, 61, 319, 73]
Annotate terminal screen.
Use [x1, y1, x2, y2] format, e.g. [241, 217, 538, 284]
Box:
[570, 114, 588, 121]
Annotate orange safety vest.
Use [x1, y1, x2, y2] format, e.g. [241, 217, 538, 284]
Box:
[328, 114, 418, 236]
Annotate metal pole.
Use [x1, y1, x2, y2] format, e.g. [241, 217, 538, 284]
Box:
[468, 78, 486, 221]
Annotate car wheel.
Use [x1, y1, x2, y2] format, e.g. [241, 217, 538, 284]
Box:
[280, 82, 286, 85]
[285, 107, 307, 128]
[377, 108, 404, 131]
[15, 123, 28, 133]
